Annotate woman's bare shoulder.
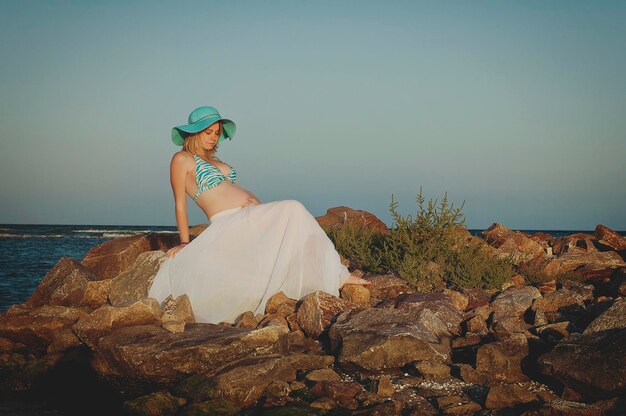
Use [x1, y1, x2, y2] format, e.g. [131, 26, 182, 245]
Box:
[171, 150, 195, 163]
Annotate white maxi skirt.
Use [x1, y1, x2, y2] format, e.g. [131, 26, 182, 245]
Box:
[148, 200, 351, 324]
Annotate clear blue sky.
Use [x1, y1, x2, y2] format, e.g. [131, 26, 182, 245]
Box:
[1, 1, 624, 230]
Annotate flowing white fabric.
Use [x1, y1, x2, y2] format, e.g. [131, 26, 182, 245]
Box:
[148, 200, 351, 324]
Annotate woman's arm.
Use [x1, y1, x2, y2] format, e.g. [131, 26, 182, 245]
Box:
[168, 153, 191, 256]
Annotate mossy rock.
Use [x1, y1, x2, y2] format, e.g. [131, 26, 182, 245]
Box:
[123, 391, 186, 416]
[181, 400, 241, 416]
[174, 374, 216, 402]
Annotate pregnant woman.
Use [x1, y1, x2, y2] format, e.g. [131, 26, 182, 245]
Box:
[148, 105, 370, 324]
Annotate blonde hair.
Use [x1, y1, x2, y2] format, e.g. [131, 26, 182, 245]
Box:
[181, 121, 221, 158]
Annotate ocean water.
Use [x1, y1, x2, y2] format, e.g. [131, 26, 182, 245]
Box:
[1, 224, 624, 312]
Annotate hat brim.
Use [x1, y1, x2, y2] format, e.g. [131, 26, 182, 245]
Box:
[171, 116, 236, 146]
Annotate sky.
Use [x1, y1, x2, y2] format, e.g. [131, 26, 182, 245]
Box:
[0, 0, 624, 230]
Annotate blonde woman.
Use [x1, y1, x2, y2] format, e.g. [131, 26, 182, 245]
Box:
[148, 106, 369, 324]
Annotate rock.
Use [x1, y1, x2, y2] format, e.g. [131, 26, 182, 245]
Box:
[328, 307, 451, 371]
[26, 257, 111, 310]
[390, 293, 464, 336]
[434, 395, 482, 415]
[188, 224, 208, 237]
[0, 305, 87, 351]
[583, 298, 626, 334]
[462, 288, 491, 310]
[295, 291, 353, 338]
[306, 368, 342, 382]
[538, 329, 626, 399]
[160, 294, 195, 333]
[463, 315, 488, 335]
[482, 223, 546, 263]
[538, 280, 557, 294]
[81, 232, 179, 280]
[108, 251, 166, 307]
[595, 224, 626, 251]
[309, 380, 363, 407]
[339, 284, 371, 305]
[315, 206, 389, 234]
[122, 391, 186, 416]
[538, 251, 626, 278]
[414, 361, 451, 380]
[72, 298, 163, 349]
[234, 311, 258, 329]
[367, 274, 414, 303]
[207, 353, 334, 407]
[475, 333, 529, 383]
[533, 322, 571, 342]
[485, 383, 540, 409]
[257, 313, 289, 330]
[442, 289, 469, 312]
[375, 375, 394, 397]
[491, 286, 541, 323]
[552, 233, 596, 256]
[91, 324, 289, 386]
[180, 400, 240, 416]
[264, 291, 297, 315]
[531, 289, 586, 315]
[561, 280, 595, 302]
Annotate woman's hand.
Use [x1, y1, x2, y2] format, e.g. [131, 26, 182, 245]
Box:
[241, 196, 261, 208]
[166, 244, 187, 259]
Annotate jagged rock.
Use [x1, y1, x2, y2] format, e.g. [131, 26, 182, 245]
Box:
[315, 206, 389, 234]
[306, 368, 342, 382]
[521, 397, 622, 416]
[206, 353, 334, 407]
[339, 284, 371, 305]
[188, 224, 208, 237]
[485, 383, 541, 409]
[561, 280, 595, 302]
[0, 305, 87, 351]
[122, 390, 186, 416]
[296, 291, 353, 338]
[72, 298, 162, 349]
[533, 322, 571, 342]
[264, 291, 297, 315]
[482, 223, 546, 263]
[414, 361, 451, 380]
[108, 251, 166, 307]
[179, 400, 240, 416]
[552, 233, 597, 256]
[309, 380, 364, 408]
[160, 294, 195, 333]
[328, 307, 451, 371]
[583, 299, 626, 334]
[463, 288, 491, 310]
[537, 251, 626, 278]
[234, 311, 258, 329]
[434, 395, 482, 415]
[531, 289, 586, 314]
[81, 232, 179, 280]
[367, 274, 414, 303]
[389, 293, 464, 336]
[26, 257, 111, 310]
[538, 329, 626, 399]
[375, 375, 394, 398]
[491, 286, 541, 322]
[595, 224, 626, 251]
[91, 323, 289, 386]
[442, 289, 469, 312]
[475, 333, 529, 382]
[257, 313, 289, 330]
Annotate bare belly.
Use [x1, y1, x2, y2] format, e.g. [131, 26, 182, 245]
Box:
[193, 182, 255, 220]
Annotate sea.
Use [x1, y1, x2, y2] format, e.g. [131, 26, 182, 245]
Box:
[2, 223, 624, 313]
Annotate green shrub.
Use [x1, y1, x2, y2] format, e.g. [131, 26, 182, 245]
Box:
[323, 187, 515, 291]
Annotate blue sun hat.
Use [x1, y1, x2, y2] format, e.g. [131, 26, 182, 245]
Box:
[171, 106, 236, 146]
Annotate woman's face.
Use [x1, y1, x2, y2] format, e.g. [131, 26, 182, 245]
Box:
[199, 122, 222, 150]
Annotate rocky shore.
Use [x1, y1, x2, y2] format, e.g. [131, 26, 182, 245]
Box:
[1, 209, 625, 415]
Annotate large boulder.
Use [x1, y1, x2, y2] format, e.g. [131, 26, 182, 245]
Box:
[108, 251, 166, 307]
[552, 233, 596, 256]
[201, 353, 335, 407]
[490, 286, 541, 329]
[482, 223, 546, 263]
[538, 329, 626, 399]
[81, 232, 179, 280]
[0, 305, 87, 352]
[90, 323, 289, 386]
[328, 307, 451, 371]
[72, 298, 163, 349]
[295, 291, 353, 338]
[26, 257, 111, 310]
[315, 206, 389, 234]
[475, 333, 529, 383]
[595, 224, 626, 251]
[583, 299, 626, 334]
[387, 293, 464, 336]
[536, 251, 626, 279]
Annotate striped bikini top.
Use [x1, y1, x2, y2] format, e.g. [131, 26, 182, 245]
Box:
[192, 154, 237, 201]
